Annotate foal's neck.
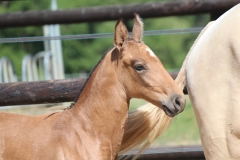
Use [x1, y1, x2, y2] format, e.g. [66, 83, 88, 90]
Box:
[70, 49, 129, 154]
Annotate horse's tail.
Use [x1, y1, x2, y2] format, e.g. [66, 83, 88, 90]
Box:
[119, 103, 172, 159]
[119, 21, 215, 159]
[174, 48, 189, 91]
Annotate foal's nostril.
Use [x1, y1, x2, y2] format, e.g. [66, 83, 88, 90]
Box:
[175, 97, 181, 106]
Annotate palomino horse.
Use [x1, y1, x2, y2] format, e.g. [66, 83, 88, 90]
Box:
[125, 4, 240, 160]
[0, 14, 185, 160]
[180, 4, 240, 159]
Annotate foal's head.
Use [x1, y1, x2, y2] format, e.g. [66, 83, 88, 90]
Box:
[112, 14, 185, 117]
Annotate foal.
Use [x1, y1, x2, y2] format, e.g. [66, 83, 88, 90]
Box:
[0, 14, 185, 160]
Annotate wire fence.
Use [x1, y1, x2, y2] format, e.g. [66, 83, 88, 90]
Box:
[0, 27, 203, 43]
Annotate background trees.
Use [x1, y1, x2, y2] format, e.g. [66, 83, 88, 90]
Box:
[0, 0, 209, 78]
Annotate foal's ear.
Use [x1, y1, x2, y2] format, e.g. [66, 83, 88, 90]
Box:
[114, 18, 128, 50]
[131, 13, 143, 42]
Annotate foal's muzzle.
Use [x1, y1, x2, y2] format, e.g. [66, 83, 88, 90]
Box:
[162, 95, 186, 117]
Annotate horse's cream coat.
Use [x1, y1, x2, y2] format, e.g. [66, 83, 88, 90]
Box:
[185, 4, 240, 160]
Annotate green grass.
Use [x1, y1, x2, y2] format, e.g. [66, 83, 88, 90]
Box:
[129, 98, 147, 111]
[129, 96, 201, 147]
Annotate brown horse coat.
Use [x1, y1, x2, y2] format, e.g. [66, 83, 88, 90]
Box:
[0, 14, 185, 160]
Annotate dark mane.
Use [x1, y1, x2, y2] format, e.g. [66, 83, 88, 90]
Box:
[69, 46, 115, 109]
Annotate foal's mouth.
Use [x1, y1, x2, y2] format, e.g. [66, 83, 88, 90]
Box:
[162, 105, 179, 117]
[161, 96, 185, 117]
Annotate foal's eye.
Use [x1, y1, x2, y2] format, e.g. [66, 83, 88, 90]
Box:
[134, 64, 146, 72]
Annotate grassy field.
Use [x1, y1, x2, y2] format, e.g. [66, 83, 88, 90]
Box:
[129, 96, 201, 147]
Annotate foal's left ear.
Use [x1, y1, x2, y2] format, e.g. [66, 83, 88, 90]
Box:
[131, 13, 143, 42]
[114, 18, 128, 50]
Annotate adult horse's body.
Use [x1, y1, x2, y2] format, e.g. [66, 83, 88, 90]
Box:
[0, 15, 185, 160]
[184, 4, 240, 159]
[128, 4, 240, 160]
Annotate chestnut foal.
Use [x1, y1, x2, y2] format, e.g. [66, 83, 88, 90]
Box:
[0, 14, 185, 160]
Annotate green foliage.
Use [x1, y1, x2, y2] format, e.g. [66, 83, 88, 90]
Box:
[60, 22, 114, 73]
[0, 0, 209, 77]
[142, 16, 203, 70]
[0, 1, 48, 76]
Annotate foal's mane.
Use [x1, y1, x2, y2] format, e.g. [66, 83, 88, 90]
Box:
[69, 46, 114, 109]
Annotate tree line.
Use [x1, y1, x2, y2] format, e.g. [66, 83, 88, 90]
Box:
[0, 0, 209, 79]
